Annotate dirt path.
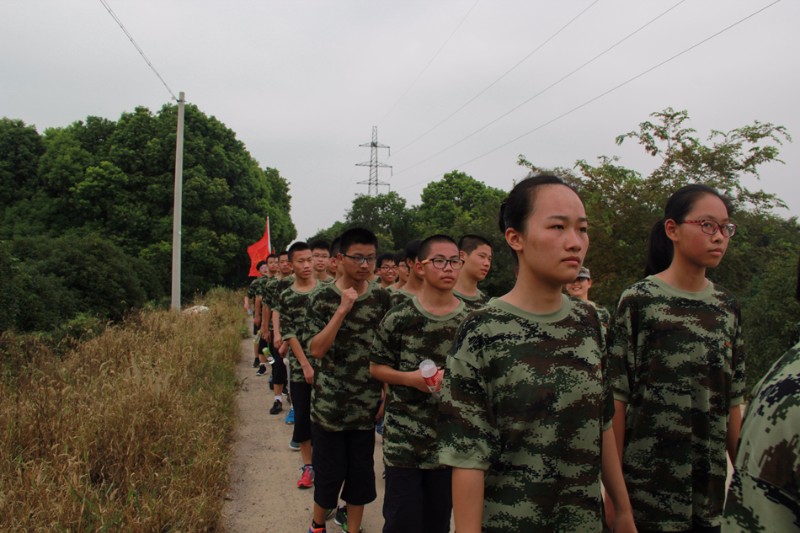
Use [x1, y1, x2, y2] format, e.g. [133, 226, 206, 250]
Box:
[221, 330, 385, 533]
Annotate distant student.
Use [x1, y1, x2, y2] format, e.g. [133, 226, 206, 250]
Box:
[453, 234, 493, 310]
[394, 250, 409, 290]
[259, 251, 294, 413]
[273, 241, 320, 489]
[566, 266, 610, 331]
[303, 228, 392, 533]
[723, 254, 800, 531]
[376, 253, 399, 290]
[247, 260, 270, 367]
[371, 234, 468, 533]
[438, 174, 635, 533]
[391, 239, 423, 306]
[310, 239, 334, 283]
[254, 253, 280, 373]
[608, 184, 744, 532]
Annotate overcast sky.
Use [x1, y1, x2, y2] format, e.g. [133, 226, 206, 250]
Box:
[2, 0, 798, 241]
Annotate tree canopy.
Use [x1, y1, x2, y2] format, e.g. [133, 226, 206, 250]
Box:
[0, 105, 295, 332]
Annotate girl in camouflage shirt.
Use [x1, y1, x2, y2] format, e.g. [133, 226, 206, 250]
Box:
[438, 175, 635, 533]
[608, 184, 745, 532]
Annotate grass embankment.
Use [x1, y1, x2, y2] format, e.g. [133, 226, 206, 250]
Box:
[0, 289, 244, 532]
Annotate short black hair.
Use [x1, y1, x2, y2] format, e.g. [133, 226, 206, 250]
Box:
[267, 253, 279, 261]
[256, 260, 267, 270]
[377, 252, 397, 269]
[330, 236, 341, 257]
[279, 250, 289, 258]
[419, 234, 457, 260]
[309, 239, 330, 252]
[339, 228, 378, 254]
[404, 239, 422, 262]
[458, 234, 492, 254]
[288, 241, 310, 261]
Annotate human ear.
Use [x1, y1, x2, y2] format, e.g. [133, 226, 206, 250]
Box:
[664, 219, 680, 243]
[505, 227, 524, 253]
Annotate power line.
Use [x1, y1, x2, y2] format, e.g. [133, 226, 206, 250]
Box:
[393, 0, 601, 154]
[394, 0, 687, 175]
[378, 0, 481, 126]
[397, 0, 783, 193]
[98, 0, 178, 101]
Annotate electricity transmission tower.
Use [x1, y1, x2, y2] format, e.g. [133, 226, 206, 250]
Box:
[356, 126, 392, 195]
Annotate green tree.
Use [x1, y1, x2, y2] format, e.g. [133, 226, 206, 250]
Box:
[343, 192, 416, 251]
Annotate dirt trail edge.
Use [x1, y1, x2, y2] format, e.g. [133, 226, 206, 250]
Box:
[221, 326, 385, 533]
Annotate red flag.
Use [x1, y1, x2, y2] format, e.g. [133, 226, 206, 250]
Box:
[247, 216, 271, 277]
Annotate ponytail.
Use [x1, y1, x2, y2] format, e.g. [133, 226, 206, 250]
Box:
[644, 218, 672, 276]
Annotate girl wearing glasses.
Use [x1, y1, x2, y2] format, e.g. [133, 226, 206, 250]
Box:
[438, 175, 635, 532]
[607, 184, 745, 533]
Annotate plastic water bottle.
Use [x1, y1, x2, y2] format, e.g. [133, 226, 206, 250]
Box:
[419, 359, 440, 393]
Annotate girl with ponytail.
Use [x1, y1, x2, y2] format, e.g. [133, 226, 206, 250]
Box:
[438, 175, 635, 533]
[608, 184, 745, 533]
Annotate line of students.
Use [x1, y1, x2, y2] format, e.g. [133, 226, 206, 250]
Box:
[246, 173, 793, 532]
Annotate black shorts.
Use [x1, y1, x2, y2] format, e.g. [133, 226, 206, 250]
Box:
[383, 466, 452, 533]
[258, 336, 287, 386]
[290, 380, 312, 443]
[311, 424, 376, 509]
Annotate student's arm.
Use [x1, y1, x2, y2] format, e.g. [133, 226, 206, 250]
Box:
[253, 295, 262, 327]
[369, 363, 429, 393]
[260, 303, 271, 342]
[612, 400, 626, 463]
[451, 468, 484, 533]
[288, 337, 314, 384]
[308, 287, 357, 359]
[272, 310, 282, 348]
[727, 405, 742, 462]
[601, 428, 637, 533]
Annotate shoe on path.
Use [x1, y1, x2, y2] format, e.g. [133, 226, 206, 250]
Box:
[269, 399, 283, 415]
[297, 464, 314, 489]
[285, 407, 295, 424]
[256, 364, 268, 376]
[308, 524, 326, 533]
[252, 356, 260, 368]
[289, 440, 300, 451]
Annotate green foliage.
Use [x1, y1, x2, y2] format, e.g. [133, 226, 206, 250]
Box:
[1, 104, 296, 332]
[343, 191, 416, 251]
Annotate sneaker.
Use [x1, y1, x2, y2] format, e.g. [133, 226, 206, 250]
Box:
[308, 523, 326, 533]
[285, 407, 295, 424]
[297, 464, 314, 489]
[341, 522, 364, 532]
[256, 364, 268, 376]
[269, 399, 283, 414]
[325, 508, 337, 521]
[252, 356, 260, 368]
[333, 506, 347, 527]
[289, 439, 300, 451]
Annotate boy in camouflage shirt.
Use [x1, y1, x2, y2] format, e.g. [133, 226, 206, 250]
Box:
[302, 228, 392, 533]
[453, 234, 493, 311]
[272, 242, 320, 489]
[607, 276, 746, 531]
[370, 235, 468, 533]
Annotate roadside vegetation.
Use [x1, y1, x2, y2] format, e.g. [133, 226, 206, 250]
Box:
[0, 289, 244, 532]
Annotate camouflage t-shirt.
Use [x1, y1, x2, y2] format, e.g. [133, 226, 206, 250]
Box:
[302, 282, 393, 432]
[607, 275, 746, 531]
[274, 281, 320, 378]
[438, 295, 612, 533]
[390, 288, 414, 308]
[371, 296, 468, 469]
[454, 288, 491, 311]
[722, 342, 800, 532]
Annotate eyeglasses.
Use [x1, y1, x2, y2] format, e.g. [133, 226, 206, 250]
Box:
[312, 253, 330, 259]
[398, 263, 410, 271]
[342, 253, 377, 265]
[682, 219, 737, 238]
[421, 258, 464, 270]
[379, 265, 398, 271]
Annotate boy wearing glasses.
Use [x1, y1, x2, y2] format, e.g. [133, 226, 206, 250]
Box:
[453, 234, 493, 310]
[376, 253, 399, 290]
[303, 228, 393, 533]
[370, 234, 468, 533]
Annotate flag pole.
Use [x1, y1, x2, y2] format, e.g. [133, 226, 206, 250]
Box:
[170, 91, 185, 311]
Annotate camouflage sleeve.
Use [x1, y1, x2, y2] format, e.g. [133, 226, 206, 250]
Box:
[729, 306, 746, 407]
[301, 291, 331, 356]
[370, 311, 398, 368]
[607, 292, 636, 404]
[438, 316, 499, 471]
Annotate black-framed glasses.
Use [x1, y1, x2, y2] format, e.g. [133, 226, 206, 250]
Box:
[342, 253, 377, 265]
[682, 219, 737, 238]
[380, 265, 398, 271]
[421, 258, 464, 270]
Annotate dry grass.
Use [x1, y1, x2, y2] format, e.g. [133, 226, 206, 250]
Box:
[0, 289, 244, 532]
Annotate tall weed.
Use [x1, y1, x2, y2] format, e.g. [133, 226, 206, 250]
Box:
[0, 288, 242, 531]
